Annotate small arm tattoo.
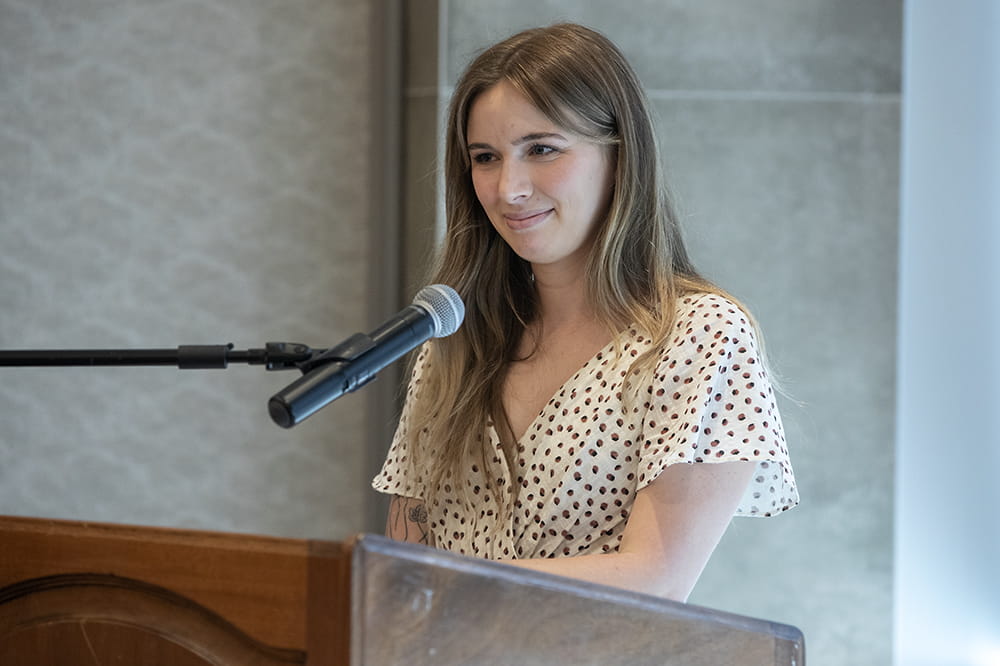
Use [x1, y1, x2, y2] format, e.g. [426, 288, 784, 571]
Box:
[387, 496, 432, 546]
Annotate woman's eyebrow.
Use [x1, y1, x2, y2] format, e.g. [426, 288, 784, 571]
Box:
[513, 132, 568, 145]
[467, 132, 569, 152]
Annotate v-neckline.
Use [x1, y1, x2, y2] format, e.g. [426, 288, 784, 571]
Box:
[500, 334, 621, 448]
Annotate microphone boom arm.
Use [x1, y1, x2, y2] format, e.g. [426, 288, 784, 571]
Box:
[0, 342, 324, 371]
[1, 284, 465, 428]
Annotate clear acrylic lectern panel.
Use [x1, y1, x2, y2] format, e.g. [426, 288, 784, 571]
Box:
[350, 535, 804, 666]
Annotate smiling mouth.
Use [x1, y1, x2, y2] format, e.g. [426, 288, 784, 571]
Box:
[503, 209, 552, 230]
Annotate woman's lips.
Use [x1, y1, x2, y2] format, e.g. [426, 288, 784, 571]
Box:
[503, 209, 552, 230]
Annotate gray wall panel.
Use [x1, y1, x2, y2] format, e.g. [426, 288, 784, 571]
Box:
[0, 0, 379, 540]
[446, 0, 901, 93]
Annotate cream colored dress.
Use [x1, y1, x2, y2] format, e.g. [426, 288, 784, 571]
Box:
[373, 293, 799, 559]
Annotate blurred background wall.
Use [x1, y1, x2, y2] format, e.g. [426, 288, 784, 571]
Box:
[1, 2, 996, 665]
[0, 0, 402, 538]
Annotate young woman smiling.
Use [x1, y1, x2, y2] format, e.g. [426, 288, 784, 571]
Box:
[373, 23, 798, 602]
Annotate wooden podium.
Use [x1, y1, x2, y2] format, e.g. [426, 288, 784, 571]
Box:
[0, 515, 804, 665]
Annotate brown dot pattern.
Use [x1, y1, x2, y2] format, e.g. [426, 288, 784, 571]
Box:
[373, 293, 799, 560]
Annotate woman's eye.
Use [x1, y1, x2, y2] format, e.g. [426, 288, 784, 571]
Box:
[471, 152, 495, 164]
[528, 144, 557, 157]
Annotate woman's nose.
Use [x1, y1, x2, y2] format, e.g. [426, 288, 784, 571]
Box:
[498, 161, 532, 202]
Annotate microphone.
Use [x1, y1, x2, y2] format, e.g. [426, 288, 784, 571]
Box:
[268, 284, 464, 428]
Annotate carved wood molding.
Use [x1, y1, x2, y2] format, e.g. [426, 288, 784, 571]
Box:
[0, 573, 306, 665]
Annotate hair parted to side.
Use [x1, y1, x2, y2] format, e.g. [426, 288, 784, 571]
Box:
[406, 23, 747, 516]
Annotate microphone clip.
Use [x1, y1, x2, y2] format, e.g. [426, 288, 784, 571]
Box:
[295, 333, 376, 377]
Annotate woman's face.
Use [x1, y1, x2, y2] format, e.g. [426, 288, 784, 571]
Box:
[466, 81, 615, 273]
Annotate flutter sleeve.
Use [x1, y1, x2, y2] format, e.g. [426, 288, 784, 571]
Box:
[636, 294, 799, 516]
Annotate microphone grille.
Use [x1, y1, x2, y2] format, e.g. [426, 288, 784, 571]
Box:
[413, 284, 465, 337]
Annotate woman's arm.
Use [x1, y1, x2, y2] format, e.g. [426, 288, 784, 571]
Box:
[507, 460, 756, 602]
[384, 461, 754, 601]
[385, 494, 433, 546]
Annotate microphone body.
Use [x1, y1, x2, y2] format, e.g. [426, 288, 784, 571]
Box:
[269, 285, 463, 428]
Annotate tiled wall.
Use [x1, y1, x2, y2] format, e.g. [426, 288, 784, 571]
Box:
[0, 0, 385, 540]
[402, 1, 901, 664]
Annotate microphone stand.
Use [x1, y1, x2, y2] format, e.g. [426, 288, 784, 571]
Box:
[1, 338, 385, 426]
[0, 343, 323, 371]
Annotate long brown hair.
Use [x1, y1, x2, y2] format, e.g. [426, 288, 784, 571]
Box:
[408, 23, 739, 513]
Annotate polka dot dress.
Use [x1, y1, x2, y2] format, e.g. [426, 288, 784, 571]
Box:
[373, 293, 799, 560]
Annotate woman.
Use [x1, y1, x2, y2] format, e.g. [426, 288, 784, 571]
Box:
[372, 23, 797, 602]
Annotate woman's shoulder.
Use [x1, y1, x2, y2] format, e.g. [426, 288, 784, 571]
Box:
[620, 290, 755, 354]
[672, 291, 754, 332]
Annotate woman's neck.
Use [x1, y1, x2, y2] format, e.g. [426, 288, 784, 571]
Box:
[530, 262, 594, 328]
